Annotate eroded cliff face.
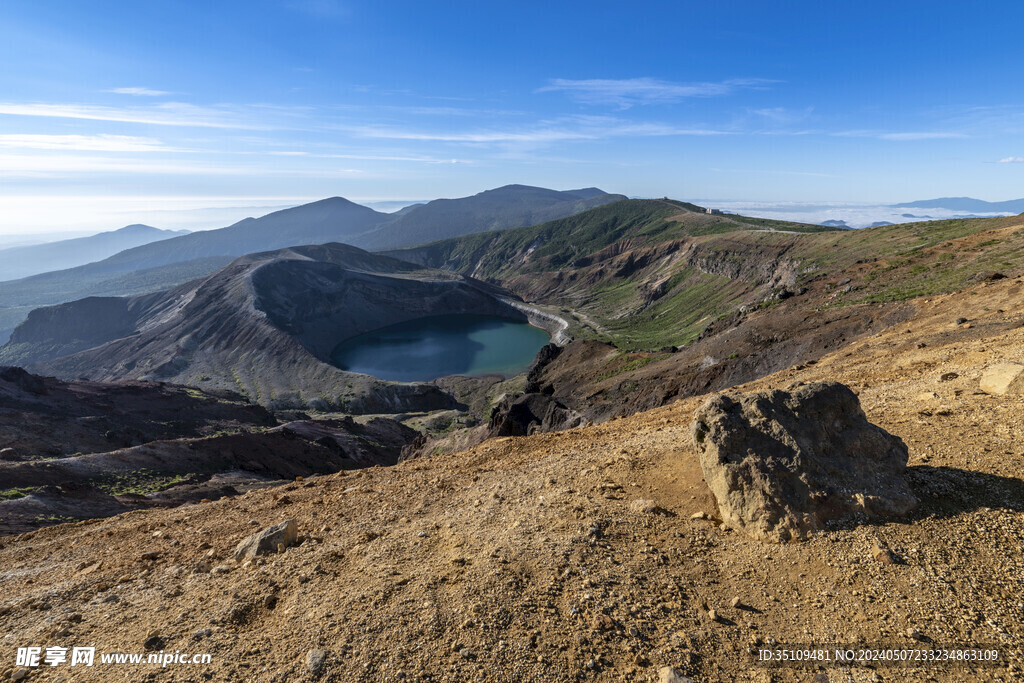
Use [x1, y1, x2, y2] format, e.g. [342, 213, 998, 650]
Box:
[250, 258, 529, 360]
[1, 244, 539, 412]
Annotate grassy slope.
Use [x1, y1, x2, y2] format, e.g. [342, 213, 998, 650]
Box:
[391, 200, 1024, 351]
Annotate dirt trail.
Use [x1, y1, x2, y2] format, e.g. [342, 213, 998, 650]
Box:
[1, 278, 1023, 682]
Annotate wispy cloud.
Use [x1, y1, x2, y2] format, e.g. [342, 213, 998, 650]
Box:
[349, 115, 731, 144]
[833, 129, 968, 141]
[0, 154, 365, 178]
[105, 87, 171, 97]
[0, 102, 287, 130]
[877, 132, 968, 141]
[998, 156, 1024, 163]
[0, 134, 172, 152]
[748, 107, 814, 126]
[537, 77, 776, 108]
[266, 150, 465, 164]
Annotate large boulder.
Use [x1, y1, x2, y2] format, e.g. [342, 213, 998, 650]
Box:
[690, 381, 917, 542]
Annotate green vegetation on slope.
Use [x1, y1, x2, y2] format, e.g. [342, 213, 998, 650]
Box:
[390, 200, 1024, 353]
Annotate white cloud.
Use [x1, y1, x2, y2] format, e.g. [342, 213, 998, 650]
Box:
[537, 77, 776, 108]
[105, 87, 171, 97]
[877, 132, 968, 141]
[0, 102, 280, 129]
[998, 156, 1024, 163]
[268, 150, 465, 163]
[0, 154, 365, 178]
[350, 116, 731, 144]
[0, 134, 171, 152]
[833, 130, 968, 141]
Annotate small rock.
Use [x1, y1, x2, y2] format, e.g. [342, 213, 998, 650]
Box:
[143, 633, 165, 651]
[708, 609, 719, 622]
[591, 614, 615, 631]
[980, 362, 1024, 395]
[140, 552, 160, 561]
[955, 317, 968, 324]
[872, 544, 900, 565]
[730, 596, 742, 609]
[690, 511, 706, 520]
[907, 627, 923, 640]
[306, 649, 328, 676]
[939, 372, 958, 381]
[77, 561, 102, 575]
[11, 668, 29, 682]
[233, 519, 298, 561]
[658, 666, 696, 683]
[629, 499, 658, 514]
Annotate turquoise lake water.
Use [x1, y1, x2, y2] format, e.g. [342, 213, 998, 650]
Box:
[329, 314, 550, 382]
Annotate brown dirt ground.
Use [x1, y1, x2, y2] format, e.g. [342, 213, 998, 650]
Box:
[1, 277, 1023, 682]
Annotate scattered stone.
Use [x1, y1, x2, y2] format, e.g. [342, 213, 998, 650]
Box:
[691, 381, 918, 542]
[591, 614, 615, 631]
[143, 633, 165, 650]
[140, 552, 160, 561]
[708, 609, 719, 622]
[907, 627, 923, 640]
[955, 317, 968, 325]
[10, 668, 29, 682]
[658, 665, 696, 682]
[233, 519, 298, 561]
[872, 544, 900, 565]
[690, 511, 706, 520]
[77, 561, 102, 575]
[629, 499, 659, 514]
[730, 596, 742, 609]
[939, 372, 959, 381]
[980, 362, 1024, 396]
[306, 649, 328, 676]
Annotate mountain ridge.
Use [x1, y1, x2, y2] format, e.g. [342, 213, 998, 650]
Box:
[0, 224, 188, 282]
[892, 196, 1024, 213]
[0, 186, 623, 341]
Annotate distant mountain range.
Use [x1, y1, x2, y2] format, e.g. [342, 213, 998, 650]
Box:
[892, 197, 1024, 213]
[17, 185, 622, 282]
[0, 224, 188, 282]
[0, 185, 623, 343]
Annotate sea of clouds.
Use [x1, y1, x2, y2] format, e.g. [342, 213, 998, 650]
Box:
[698, 201, 1015, 229]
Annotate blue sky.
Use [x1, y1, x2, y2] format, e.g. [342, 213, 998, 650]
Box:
[1, 0, 1023, 234]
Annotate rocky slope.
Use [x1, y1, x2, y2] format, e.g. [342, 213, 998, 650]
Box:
[0, 366, 420, 535]
[0, 265, 1021, 682]
[0, 243, 544, 411]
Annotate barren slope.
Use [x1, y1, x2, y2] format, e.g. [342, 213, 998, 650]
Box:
[1, 272, 1022, 682]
